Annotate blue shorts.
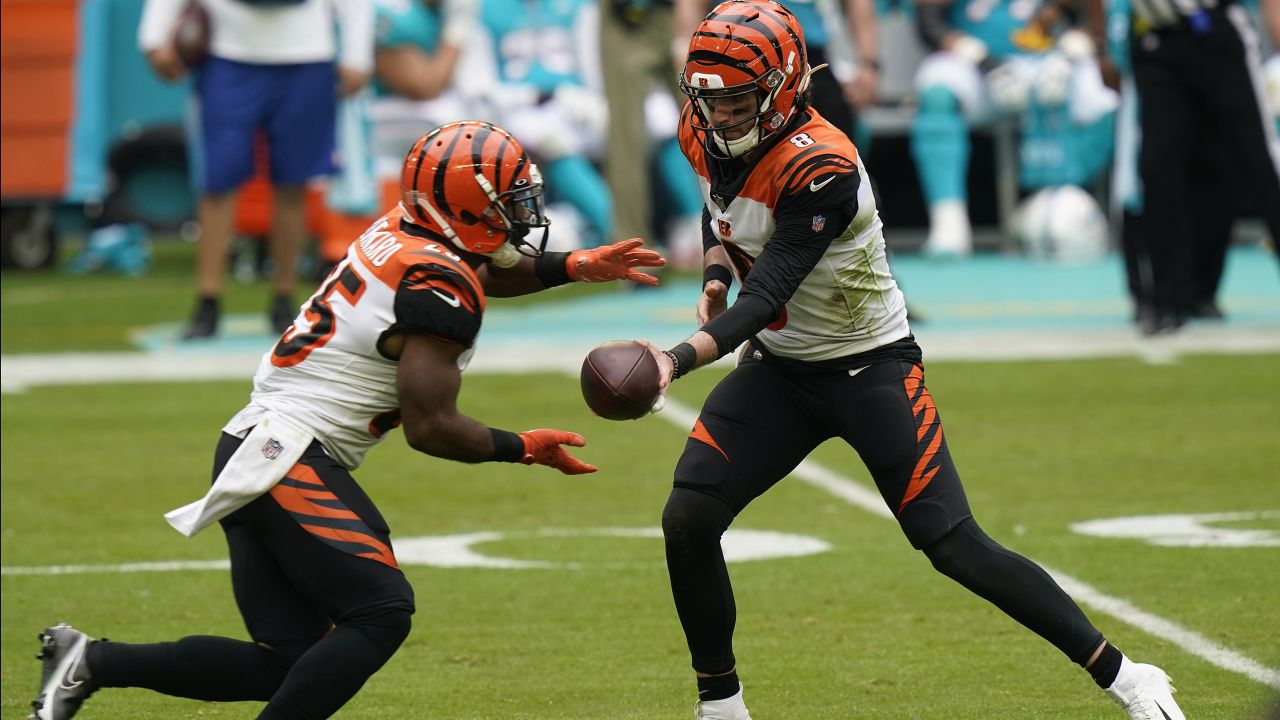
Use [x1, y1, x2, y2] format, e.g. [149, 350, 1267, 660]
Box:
[193, 57, 337, 193]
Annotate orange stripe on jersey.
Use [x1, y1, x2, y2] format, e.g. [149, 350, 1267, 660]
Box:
[738, 111, 860, 208]
[690, 419, 729, 462]
[402, 271, 483, 315]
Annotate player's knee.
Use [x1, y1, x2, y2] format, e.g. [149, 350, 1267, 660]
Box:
[917, 85, 960, 115]
[921, 517, 997, 581]
[341, 606, 413, 659]
[662, 486, 734, 540]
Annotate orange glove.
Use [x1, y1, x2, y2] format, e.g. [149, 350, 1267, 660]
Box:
[566, 238, 666, 286]
[518, 429, 597, 474]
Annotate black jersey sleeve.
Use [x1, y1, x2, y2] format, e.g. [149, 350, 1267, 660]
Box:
[700, 168, 860, 356]
[387, 262, 484, 347]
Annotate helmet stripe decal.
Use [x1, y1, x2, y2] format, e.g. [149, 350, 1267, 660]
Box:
[410, 126, 444, 225]
[433, 126, 465, 220]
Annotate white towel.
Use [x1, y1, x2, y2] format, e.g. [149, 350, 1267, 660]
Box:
[165, 414, 314, 537]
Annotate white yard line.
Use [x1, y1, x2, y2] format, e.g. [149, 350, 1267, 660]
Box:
[657, 397, 1280, 690]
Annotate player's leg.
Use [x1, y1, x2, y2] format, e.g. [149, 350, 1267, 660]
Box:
[832, 360, 1184, 717]
[30, 434, 331, 718]
[1133, 36, 1197, 333]
[267, 61, 338, 333]
[241, 439, 415, 719]
[184, 58, 262, 339]
[911, 54, 982, 257]
[663, 358, 827, 717]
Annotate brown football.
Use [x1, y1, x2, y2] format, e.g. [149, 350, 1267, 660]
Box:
[580, 340, 660, 421]
[173, 4, 210, 68]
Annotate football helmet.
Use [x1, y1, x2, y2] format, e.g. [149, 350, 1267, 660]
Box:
[400, 121, 550, 267]
[679, 0, 812, 159]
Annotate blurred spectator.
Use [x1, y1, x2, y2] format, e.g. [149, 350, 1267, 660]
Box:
[319, 0, 477, 270]
[603, 0, 705, 269]
[1124, 0, 1280, 333]
[139, 0, 373, 339]
[458, 0, 614, 248]
[910, 0, 1117, 258]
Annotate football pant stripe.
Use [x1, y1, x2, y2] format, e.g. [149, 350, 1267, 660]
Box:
[689, 419, 730, 462]
[898, 364, 944, 513]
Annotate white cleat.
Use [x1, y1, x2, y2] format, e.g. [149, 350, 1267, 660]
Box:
[1107, 662, 1186, 720]
[695, 684, 752, 720]
[923, 200, 973, 258]
[29, 623, 97, 720]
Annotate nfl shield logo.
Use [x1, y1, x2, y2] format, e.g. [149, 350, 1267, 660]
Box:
[261, 439, 284, 460]
[811, 214, 826, 232]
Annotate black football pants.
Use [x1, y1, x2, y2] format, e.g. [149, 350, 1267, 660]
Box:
[88, 433, 415, 719]
[662, 357, 1104, 675]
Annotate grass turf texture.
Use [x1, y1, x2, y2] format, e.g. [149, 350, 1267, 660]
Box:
[0, 240, 644, 354]
[2, 357, 1278, 718]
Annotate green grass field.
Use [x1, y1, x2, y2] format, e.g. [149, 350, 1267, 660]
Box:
[3, 352, 1279, 718]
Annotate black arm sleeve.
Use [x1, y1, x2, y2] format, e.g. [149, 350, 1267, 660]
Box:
[700, 169, 860, 357]
[701, 206, 719, 254]
[916, 2, 955, 51]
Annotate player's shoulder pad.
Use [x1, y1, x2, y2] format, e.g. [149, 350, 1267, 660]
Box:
[764, 117, 861, 200]
[676, 102, 706, 172]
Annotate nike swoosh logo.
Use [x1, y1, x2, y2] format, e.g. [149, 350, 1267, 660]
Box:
[1156, 702, 1173, 720]
[809, 176, 835, 192]
[431, 289, 462, 308]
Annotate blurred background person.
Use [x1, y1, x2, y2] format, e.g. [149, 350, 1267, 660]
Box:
[910, 0, 1117, 258]
[139, 0, 373, 340]
[602, 0, 706, 270]
[1126, 0, 1280, 334]
[458, 0, 615, 249]
[318, 0, 478, 274]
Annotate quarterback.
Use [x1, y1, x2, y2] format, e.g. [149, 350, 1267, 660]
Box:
[28, 121, 664, 720]
[638, 2, 1185, 719]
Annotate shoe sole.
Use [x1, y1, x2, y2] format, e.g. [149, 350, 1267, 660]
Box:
[30, 629, 89, 720]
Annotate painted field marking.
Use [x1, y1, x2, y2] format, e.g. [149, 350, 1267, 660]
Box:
[1, 528, 829, 576]
[655, 397, 1280, 690]
[1072, 511, 1280, 548]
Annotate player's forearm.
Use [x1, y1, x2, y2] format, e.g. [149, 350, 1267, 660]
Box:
[403, 410, 523, 464]
[846, 0, 879, 64]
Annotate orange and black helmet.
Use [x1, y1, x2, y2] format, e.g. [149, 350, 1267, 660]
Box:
[400, 121, 549, 264]
[679, 0, 811, 159]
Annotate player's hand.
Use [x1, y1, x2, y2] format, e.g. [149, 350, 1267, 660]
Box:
[842, 66, 878, 111]
[337, 66, 370, 97]
[147, 46, 187, 83]
[634, 339, 674, 402]
[567, 238, 667, 286]
[518, 429, 597, 474]
[696, 280, 729, 326]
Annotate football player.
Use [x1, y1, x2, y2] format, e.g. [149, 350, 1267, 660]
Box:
[27, 121, 665, 720]
[635, 3, 1184, 718]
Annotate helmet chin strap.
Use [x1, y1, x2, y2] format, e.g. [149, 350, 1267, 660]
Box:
[714, 121, 762, 158]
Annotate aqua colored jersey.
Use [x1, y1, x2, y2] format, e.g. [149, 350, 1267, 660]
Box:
[373, 0, 442, 96]
[480, 0, 592, 92]
[1106, 0, 1131, 75]
[786, 0, 830, 49]
[950, 0, 1042, 60]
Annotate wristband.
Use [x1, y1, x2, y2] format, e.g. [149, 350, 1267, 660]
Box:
[703, 264, 733, 289]
[489, 427, 525, 462]
[663, 342, 697, 381]
[534, 251, 572, 288]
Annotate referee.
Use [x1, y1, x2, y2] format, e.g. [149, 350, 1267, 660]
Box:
[1129, 0, 1280, 334]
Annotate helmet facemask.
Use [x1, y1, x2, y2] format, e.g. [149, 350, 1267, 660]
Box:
[682, 55, 796, 160]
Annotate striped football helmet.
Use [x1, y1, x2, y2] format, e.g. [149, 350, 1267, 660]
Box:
[679, 0, 812, 159]
[400, 121, 550, 266]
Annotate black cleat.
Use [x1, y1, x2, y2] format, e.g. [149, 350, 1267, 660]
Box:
[270, 294, 297, 335]
[182, 296, 220, 340]
[29, 623, 97, 720]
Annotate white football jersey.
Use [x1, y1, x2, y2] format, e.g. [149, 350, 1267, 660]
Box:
[225, 205, 486, 469]
[678, 106, 910, 362]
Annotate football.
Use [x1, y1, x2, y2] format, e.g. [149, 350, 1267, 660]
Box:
[580, 340, 660, 421]
[173, 3, 210, 68]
